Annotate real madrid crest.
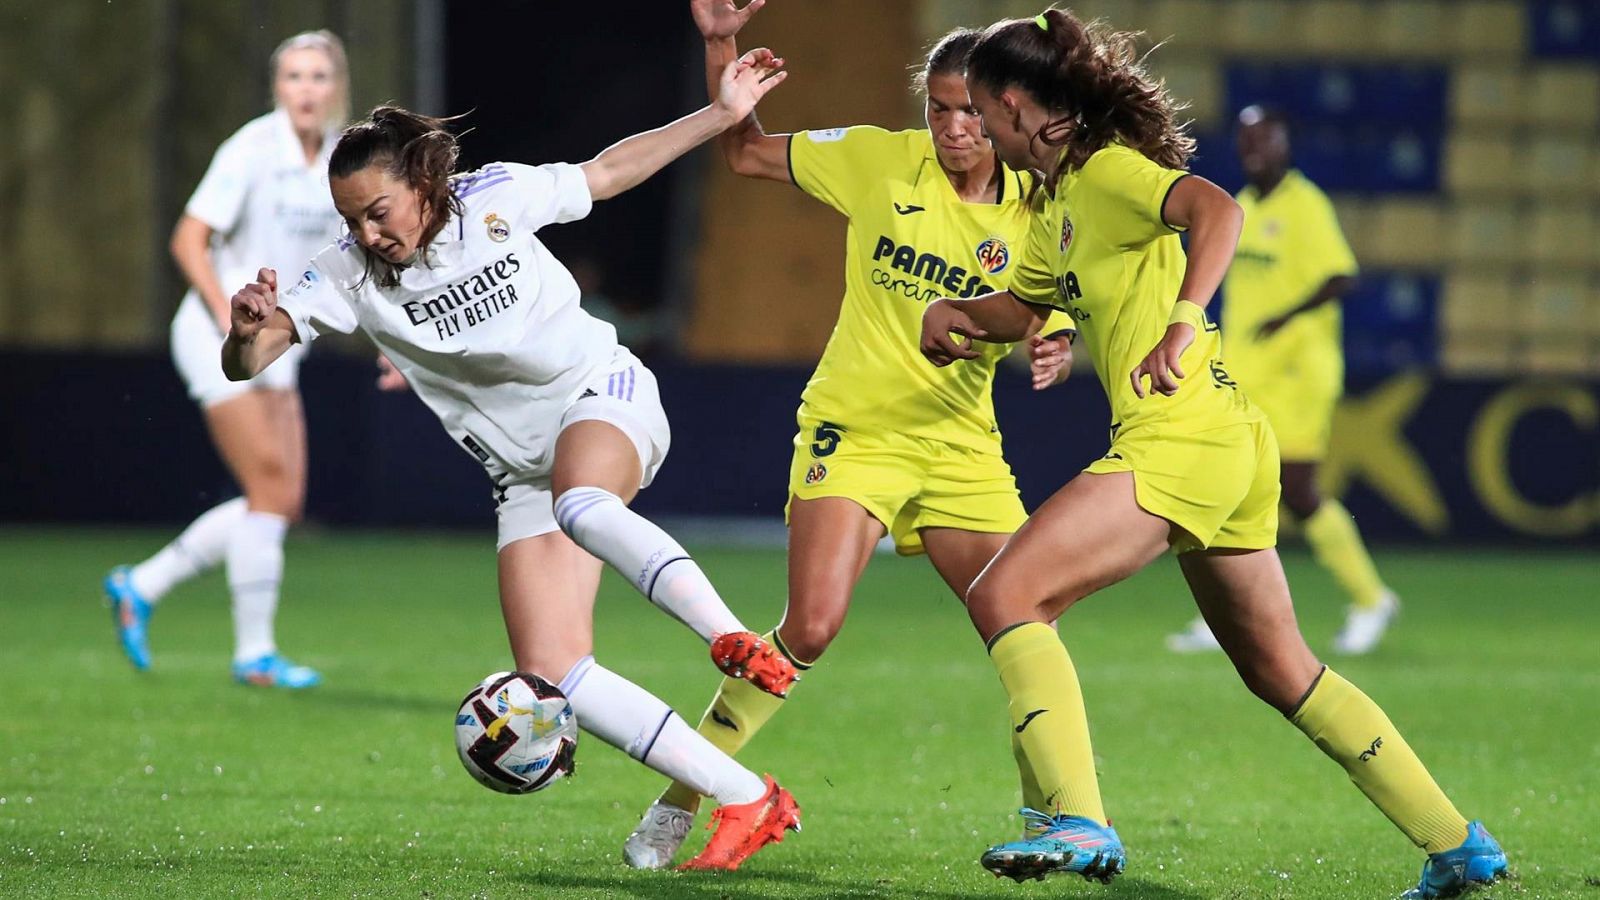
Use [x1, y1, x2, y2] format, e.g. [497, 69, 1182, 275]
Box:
[1059, 213, 1074, 252]
[974, 236, 1010, 275]
[485, 213, 511, 243]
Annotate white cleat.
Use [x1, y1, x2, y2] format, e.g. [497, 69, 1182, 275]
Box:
[623, 801, 694, 869]
[1332, 590, 1399, 655]
[1165, 617, 1223, 653]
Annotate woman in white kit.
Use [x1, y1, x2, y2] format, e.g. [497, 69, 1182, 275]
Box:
[105, 31, 348, 689]
[222, 51, 802, 871]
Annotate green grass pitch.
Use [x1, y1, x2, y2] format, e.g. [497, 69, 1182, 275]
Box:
[1, 527, 1594, 898]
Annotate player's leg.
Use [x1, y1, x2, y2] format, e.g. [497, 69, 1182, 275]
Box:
[628, 495, 880, 868]
[1283, 461, 1398, 654]
[500, 528, 800, 870]
[206, 388, 318, 687]
[923, 527, 1052, 818]
[966, 471, 1170, 882]
[1179, 548, 1504, 895]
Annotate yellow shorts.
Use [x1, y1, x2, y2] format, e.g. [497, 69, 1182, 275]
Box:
[1247, 378, 1338, 461]
[1085, 416, 1281, 553]
[786, 419, 1026, 555]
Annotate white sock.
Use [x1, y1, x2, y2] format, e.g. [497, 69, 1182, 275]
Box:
[559, 656, 765, 805]
[226, 510, 288, 663]
[553, 488, 745, 642]
[130, 497, 248, 602]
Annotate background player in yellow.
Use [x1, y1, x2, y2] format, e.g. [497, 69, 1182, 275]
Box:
[1168, 105, 1398, 656]
[918, 11, 1505, 897]
[623, 0, 1077, 868]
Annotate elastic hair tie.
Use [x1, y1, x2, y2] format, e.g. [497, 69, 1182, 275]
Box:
[1034, 12, 1049, 30]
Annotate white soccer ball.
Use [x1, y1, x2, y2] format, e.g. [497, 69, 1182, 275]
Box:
[454, 671, 577, 794]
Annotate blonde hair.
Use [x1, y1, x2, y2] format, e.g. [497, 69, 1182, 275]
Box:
[270, 30, 350, 130]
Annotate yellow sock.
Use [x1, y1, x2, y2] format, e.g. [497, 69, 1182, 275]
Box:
[1304, 499, 1388, 609]
[988, 622, 1106, 824]
[658, 630, 803, 812]
[1011, 731, 1048, 812]
[1291, 668, 1469, 853]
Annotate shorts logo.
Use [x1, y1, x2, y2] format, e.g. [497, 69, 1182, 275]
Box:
[975, 237, 1010, 274]
[804, 462, 828, 485]
[485, 213, 511, 242]
[1060, 213, 1075, 252]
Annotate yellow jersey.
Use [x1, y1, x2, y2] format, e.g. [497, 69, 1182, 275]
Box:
[789, 126, 1074, 455]
[1224, 169, 1357, 389]
[1009, 143, 1256, 435]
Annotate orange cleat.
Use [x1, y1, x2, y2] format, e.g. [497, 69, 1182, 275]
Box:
[709, 631, 799, 698]
[677, 775, 801, 872]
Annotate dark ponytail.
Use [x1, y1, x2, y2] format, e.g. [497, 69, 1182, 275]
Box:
[329, 105, 467, 288]
[967, 7, 1193, 190]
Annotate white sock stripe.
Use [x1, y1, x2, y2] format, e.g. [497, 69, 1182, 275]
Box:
[554, 488, 619, 532]
[557, 655, 596, 696]
[636, 709, 675, 763]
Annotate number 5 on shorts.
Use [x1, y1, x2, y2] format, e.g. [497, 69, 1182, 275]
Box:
[810, 421, 844, 458]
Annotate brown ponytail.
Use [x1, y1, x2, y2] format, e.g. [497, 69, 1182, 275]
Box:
[329, 105, 467, 288]
[967, 7, 1193, 190]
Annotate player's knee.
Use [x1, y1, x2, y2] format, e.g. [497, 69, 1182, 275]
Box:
[776, 614, 842, 664]
[1237, 650, 1320, 714]
[1281, 477, 1322, 521]
[552, 486, 622, 540]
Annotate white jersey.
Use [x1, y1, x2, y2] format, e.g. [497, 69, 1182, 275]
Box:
[186, 109, 343, 297]
[280, 161, 621, 479]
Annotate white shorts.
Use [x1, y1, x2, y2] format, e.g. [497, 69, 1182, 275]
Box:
[494, 352, 671, 550]
[172, 292, 303, 407]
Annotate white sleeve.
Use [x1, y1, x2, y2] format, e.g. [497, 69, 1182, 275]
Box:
[185, 133, 253, 234]
[503, 162, 593, 231]
[279, 257, 357, 344]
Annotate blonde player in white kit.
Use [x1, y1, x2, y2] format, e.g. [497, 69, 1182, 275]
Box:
[221, 51, 802, 871]
[105, 32, 348, 689]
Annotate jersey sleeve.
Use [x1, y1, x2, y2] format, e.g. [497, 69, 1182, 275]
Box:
[1297, 188, 1359, 283]
[1079, 145, 1189, 249]
[500, 162, 594, 231]
[1009, 206, 1066, 310]
[185, 132, 254, 234]
[279, 251, 358, 344]
[1038, 307, 1077, 340]
[788, 126, 907, 216]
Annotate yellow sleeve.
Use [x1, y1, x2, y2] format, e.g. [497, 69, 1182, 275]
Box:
[1078, 144, 1188, 249]
[1009, 205, 1065, 310]
[1297, 187, 1359, 282]
[788, 126, 908, 216]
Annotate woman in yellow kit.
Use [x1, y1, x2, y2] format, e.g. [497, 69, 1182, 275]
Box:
[918, 10, 1505, 897]
[1168, 104, 1398, 656]
[622, 0, 1077, 868]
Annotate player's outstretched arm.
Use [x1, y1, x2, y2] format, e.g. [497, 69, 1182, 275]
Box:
[921, 292, 1048, 366]
[221, 267, 297, 381]
[693, 1, 791, 182]
[580, 48, 786, 201]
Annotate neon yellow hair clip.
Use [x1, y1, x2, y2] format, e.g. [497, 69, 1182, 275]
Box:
[1034, 12, 1049, 29]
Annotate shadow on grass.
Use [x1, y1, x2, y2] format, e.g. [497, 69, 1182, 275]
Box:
[291, 684, 451, 715]
[515, 867, 1208, 899]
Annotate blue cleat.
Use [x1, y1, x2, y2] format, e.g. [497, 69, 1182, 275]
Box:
[981, 808, 1126, 883]
[104, 565, 152, 671]
[1401, 821, 1508, 898]
[232, 653, 322, 689]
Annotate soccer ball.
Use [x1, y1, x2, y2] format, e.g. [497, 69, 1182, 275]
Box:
[454, 671, 578, 794]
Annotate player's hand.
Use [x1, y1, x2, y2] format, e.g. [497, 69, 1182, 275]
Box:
[714, 48, 786, 124]
[921, 299, 987, 367]
[376, 354, 409, 392]
[1255, 315, 1288, 340]
[1130, 322, 1194, 398]
[691, 0, 764, 40]
[1029, 333, 1072, 390]
[230, 267, 279, 341]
